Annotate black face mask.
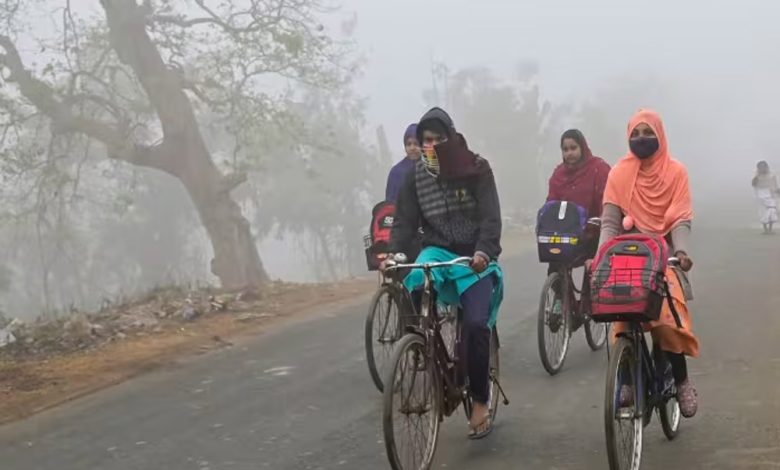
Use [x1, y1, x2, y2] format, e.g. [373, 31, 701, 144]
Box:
[629, 137, 659, 160]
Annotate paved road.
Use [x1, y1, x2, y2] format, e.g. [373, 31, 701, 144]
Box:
[1, 228, 779, 469]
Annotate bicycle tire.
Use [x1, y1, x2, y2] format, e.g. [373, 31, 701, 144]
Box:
[488, 328, 501, 423]
[365, 284, 404, 392]
[605, 336, 643, 470]
[585, 319, 608, 351]
[383, 333, 441, 470]
[537, 272, 570, 375]
[659, 395, 681, 441]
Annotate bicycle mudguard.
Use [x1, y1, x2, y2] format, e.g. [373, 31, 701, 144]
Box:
[614, 331, 632, 340]
[672, 266, 694, 301]
[403, 324, 425, 336]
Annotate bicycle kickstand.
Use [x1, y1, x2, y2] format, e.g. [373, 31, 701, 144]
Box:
[494, 377, 510, 406]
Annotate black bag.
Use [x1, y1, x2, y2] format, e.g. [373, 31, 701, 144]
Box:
[536, 200, 587, 263]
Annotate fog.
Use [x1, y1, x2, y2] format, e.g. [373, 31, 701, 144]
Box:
[347, 0, 776, 220]
[0, 0, 775, 318]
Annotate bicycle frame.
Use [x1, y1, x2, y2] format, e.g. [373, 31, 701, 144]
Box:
[557, 265, 581, 315]
[554, 219, 600, 322]
[614, 272, 680, 421]
[386, 257, 474, 417]
[418, 270, 471, 416]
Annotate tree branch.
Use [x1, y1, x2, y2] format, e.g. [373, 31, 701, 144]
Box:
[0, 35, 174, 174]
[151, 14, 219, 29]
[219, 171, 248, 193]
[150, 0, 285, 34]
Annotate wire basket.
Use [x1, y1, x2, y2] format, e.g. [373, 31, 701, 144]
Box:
[590, 267, 666, 323]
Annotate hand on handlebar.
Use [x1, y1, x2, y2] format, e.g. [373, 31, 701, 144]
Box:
[470, 253, 489, 273]
[675, 252, 693, 272]
[378, 254, 393, 273]
[380, 253, 410, 273]
[584, 259, 593, 273]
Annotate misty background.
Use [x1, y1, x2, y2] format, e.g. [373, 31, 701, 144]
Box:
[0, 0, 774, 319]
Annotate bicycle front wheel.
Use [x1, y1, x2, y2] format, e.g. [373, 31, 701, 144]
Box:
[537, 272, 570, 375]
[383, 334, 441, 470]
[605, 336, 643, 470]
[365, 285, 404, 392]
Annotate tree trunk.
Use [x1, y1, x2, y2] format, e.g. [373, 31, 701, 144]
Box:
[0, 1, 271, 289]
[177, 144, 269, 288]
[100, 0, 269, 289]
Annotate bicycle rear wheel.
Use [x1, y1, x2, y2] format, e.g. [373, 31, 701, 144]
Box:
[585, 319, 608, 351]
[383, 334, 441, 470]
[366, 285, 404, 392]
[537, 272, 570, 375]
[488, 328, 501, 423]
[659, 395, 681, 441]
[605, 337, 643, 470]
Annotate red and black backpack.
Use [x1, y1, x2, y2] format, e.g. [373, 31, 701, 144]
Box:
[589, 234, 668, 322]
[364, 201, 396, 271]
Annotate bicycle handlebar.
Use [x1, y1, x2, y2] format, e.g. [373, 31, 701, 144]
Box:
[384, 255, 473, 272]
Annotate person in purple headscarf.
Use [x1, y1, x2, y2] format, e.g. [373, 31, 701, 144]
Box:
[385, 124, 420, 202]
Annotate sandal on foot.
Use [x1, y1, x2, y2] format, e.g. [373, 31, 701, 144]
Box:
[468, 413, 493, 440]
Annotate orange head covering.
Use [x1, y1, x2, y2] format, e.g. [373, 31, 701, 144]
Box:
[603, 109, 693, 235]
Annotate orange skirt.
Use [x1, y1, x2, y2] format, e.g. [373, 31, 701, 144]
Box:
[611, 267, 700, 357]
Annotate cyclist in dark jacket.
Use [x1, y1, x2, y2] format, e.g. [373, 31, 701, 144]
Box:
[385, 107, 503, 439]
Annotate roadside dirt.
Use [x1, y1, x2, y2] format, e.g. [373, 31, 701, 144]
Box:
[0, 278, 373, 424]
[0, 230, 534, 425]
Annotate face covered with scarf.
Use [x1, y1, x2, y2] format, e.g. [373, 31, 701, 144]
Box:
[603, 108, 694, 235]
[415, 107, 489, 181]
[418, 118, 450, 175]
[629, 122, 661, 160]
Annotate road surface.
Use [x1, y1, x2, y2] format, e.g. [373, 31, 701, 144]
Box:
[1, 228, 779, 469]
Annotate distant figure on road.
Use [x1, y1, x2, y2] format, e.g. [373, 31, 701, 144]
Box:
[384, 124, 420, 203]
[751, 160, 779, 235]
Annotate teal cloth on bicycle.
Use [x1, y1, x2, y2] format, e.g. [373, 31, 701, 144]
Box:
[403, 246, 504, 328]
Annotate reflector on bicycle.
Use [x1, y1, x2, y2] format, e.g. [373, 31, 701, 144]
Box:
[590, 234, 668, 322]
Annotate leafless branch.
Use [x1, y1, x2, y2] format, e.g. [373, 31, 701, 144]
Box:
[0, 35, 173, 174]
[219, 171, 248, 193]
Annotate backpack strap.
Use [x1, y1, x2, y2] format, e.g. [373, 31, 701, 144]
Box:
[663, 280, 684, 329]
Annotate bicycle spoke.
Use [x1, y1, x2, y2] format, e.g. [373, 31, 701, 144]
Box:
[543, 287, 567, 367]
[609, 341, 641, 470]
[391, 340, 437, 470]
[372, 293, 400, 382]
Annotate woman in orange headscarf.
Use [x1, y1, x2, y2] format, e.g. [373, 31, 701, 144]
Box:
[598, 109, 699, 418]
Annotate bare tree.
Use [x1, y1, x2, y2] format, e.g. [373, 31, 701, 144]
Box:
[0, 0, 350, 289]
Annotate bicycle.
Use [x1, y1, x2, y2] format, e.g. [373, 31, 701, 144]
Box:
[381, 255, 509, 470]
[364, 228, 424, 392]
[537, 217, 608, 375]
[365, 266, 416, 393]
[598, 257, 684, 470]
